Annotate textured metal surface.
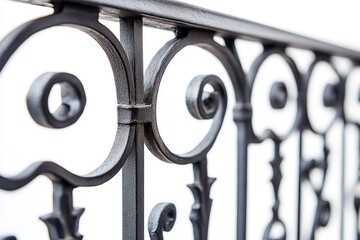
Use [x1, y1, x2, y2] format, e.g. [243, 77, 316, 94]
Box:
[148, 203, 177, 240]
[120, 17, 145, 240]
[0, 0, 360, 240]
[27, 72, 87, 128]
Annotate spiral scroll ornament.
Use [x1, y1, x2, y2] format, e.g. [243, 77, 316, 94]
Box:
[144, 29, 245, 164]
[144, 29, 239, 240]
[186, 75, 225, 240]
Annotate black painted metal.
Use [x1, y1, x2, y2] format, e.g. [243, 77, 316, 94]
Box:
[27, 72, 87, 128]
[0, 0, 360, 240]
[40, 181, 84, 239]
[148, 203, 177, 240]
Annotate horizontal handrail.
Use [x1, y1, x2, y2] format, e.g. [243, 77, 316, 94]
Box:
[18, 0, 360, 62]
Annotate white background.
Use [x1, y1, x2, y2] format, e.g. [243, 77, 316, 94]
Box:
[1, 0, 360, 239]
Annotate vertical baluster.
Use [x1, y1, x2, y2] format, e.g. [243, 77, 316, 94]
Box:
[224, 38, 250, 240]
[297, 130, 303, 240]
[235, 116, 250, 240]
[120, 17, 145, 240]
[340, 122, 346, 240]
[354, 125, 360, 240]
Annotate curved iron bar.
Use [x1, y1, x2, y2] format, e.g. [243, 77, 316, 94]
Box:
[0, 4, 135, 189]
[0, 4, 136, 239]
[184, 74, 226, 239]
[303, 55, 344, 135]
[246, 46, 303, 240]
[27, 72, 87, 129]
[144, 29, 246, 165]
[263, 219, 286, 240]
[144, 29, 234, 239]
[247, 46, 302, 144]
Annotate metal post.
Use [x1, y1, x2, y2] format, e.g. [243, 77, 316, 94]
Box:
[236, 121, 249, 240]
[120, 17, 145, 240]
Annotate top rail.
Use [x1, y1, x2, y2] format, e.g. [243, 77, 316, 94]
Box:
[18, 0, 360, 62]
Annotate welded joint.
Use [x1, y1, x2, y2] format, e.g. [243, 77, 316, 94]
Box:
[118, 104, 153, 124]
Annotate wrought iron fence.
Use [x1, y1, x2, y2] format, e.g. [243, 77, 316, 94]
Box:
[0, 0, 360, 239]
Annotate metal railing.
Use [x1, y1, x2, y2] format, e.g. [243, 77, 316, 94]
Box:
[0, 0, 359, 239]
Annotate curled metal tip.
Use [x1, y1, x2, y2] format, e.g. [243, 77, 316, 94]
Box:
[148, 202, 177, 240]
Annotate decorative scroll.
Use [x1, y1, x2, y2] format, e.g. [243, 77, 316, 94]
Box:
[0, 3, 135, 238]
[144, 30, 233, 239]
[148, 203, 177, 240]
[0, 3, 135, 187]
[144, 29, 242, 164]
[298, 56, 342, 239]
[185, 75, 224, 240]
[246, 46, 302, 240]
